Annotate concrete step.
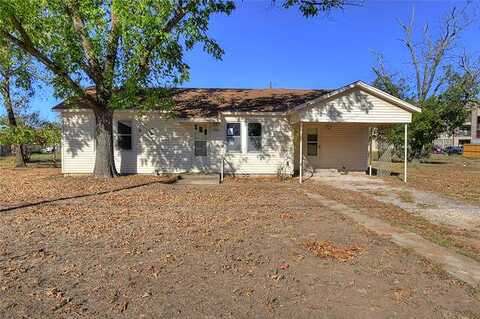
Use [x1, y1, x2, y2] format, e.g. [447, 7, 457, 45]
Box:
[176, 174, 220, 185]
[311, 169, 341, 177]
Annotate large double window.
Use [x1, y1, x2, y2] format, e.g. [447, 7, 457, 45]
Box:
[117, 120, 132, 150]
[226, 122, 262, 153]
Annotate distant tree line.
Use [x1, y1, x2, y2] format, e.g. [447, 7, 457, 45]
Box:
[372, 5, 480, 160]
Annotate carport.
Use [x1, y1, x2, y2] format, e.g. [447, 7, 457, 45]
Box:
[287, 81, 421, 183]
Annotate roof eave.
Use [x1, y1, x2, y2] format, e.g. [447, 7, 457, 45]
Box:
[287, 81, 422, 115]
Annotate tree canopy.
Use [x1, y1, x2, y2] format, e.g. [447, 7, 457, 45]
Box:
[0, 0, 351, 177]
[0, 1, 236, 106]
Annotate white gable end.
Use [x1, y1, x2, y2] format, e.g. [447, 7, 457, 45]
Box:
[294, 87, 413, 123]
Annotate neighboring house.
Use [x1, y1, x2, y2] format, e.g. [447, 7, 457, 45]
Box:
[434, 124, 472, 148]
[471, 105, 480, 144]
[53, 81, 420, 178]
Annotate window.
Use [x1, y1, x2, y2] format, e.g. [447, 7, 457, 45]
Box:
[117, 120, 132, 150]
[477, 116, 480, 138]
[307, 128, 317, 156]
[226, 123, 241, 152]
[248, 123, 262, 152]
[195, 141, 207, 156]
[458, 125, 471, 137]
[194, 125, 208, 156]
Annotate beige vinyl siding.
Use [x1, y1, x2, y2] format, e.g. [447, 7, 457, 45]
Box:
[472, 107, 480, 144]
[294, 124, 369, 172]
[61, 112, 95, 173]
[315, 124, 368, 171]
[296, 88, 412, 123]
[222, 115, 293, 175]
[60, 112, 294, 175]
[61, 111, 196, 174]
[134, 115, 194, 174]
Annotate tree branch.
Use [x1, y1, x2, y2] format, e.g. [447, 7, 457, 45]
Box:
[0, 16, 97, 107]
[136, 0, 198, 79]
[398, 9, 423, 101]
[103, 0, 120, 92]
[64, 1, 103, 85]
[422, 9, 459, 101]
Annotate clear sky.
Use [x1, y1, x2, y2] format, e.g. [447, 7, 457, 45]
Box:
[10, 0, 480, 121]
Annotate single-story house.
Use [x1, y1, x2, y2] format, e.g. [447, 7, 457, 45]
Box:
[53, 81, 421, 181]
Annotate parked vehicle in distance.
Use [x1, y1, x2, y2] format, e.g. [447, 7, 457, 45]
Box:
[432, 146, 443, 154]
[444, 146, 463, 155]
[41, 146, 55, 153]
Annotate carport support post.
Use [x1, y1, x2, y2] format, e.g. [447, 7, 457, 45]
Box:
[299, 122, 303, 184]
[404, 124, 408, 183]
[368, 128, 373, 176]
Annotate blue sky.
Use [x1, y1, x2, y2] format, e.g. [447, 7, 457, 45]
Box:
[12, 0, 480, 121]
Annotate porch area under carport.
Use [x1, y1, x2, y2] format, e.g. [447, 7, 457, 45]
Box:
[293, 122, 408, 183]
[285, 81, 420, 184]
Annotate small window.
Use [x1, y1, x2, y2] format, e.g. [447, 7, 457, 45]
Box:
[117, 120, 132, 150]
[226, 123, 241, 152]
[195, 140, 207, 156]
[307, 128, 317, 156]
[477, 116, 480, 138]
[248, 123, 262, 152]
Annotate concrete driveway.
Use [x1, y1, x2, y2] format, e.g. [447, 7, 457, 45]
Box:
[310, 173, 480, 231]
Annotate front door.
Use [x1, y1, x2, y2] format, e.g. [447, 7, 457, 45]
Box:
[192, 124, 209, 172]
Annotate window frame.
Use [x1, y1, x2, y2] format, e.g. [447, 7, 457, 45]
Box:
[247, 122, 262, 153]
[225, 122, 241, 153]
[116, 120, 133, 151]
[306, 128, 318, 157]
[194, 140, 207, 157]
[477, 116, 480, 138]
[194, 125, 208, 157]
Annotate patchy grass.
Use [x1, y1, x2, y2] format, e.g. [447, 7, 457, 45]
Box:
[0, 153, 61, 169]
[1, 168, 480, 317]
[305, 182, 480, 263]
[396, 190, 415, 203]
[375, 154, 480, 204]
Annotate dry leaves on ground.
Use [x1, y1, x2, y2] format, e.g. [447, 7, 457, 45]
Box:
[303, 240, 364, 262]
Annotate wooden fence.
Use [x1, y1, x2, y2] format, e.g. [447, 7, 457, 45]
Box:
[464, 144, 480, 158]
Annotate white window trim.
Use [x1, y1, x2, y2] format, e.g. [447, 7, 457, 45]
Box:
[116, 120, 133, 151]
[226, 122, 242, 153]
[247, 122, 262, 153]
[306, 128, 318, 157]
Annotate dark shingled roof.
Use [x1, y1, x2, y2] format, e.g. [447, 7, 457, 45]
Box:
[52, 88, 332, 117]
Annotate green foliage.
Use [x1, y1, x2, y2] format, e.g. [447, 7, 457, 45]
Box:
[438, 67, 480, 136]
[0, 118, 60, 148]
[0, 0, 235, 107]
[0, 38, 35, 100]
[35, 123, 61, 148]
[373, 69, 479, 160]
[281, 0, 349, 17]
[0, 119, 35, 146]
[371, 72, 410, 101]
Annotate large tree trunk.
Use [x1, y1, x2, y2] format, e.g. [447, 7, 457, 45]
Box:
[1, 78, 26, 168]
[13, 145, 26, 168]
[93, 107, 118, 178]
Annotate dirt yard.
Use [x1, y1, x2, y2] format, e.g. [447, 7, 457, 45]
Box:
[1, 168, 480, 318]
[378, 154, 480, 204]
